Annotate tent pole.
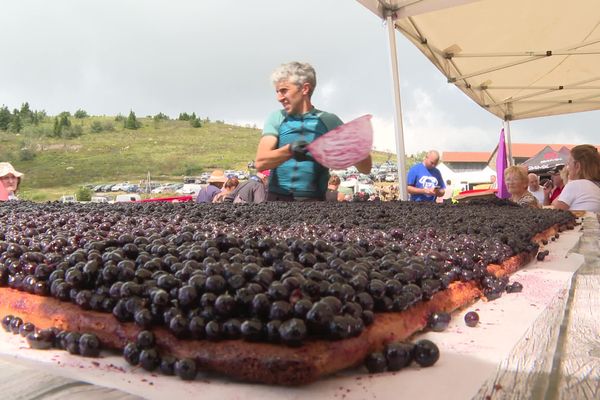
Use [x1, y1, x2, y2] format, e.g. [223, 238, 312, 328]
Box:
[385, 10, 408, 201]
[503, 119, 514, 166]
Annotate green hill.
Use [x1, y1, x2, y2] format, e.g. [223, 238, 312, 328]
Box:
[0, 114, 393, 201]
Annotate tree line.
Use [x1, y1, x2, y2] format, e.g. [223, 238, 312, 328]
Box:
[0, 103, 207, 137]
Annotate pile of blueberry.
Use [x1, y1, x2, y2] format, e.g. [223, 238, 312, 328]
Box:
[2, 314, 101, 356]
[365, 339, 440, 373]
[0, 200, 574, 351]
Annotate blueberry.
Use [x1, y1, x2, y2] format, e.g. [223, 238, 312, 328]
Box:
[205, 320, 221, 341]
[428, 311, 451, 332]
[159, 355, 176, 376]
[240, 319, 264, 341]
[136, 330, 155, 349]
[19, 322, 36, 337]
[365, 352, 387, 373]
[278, 318, 307, 346]
[174, 358, 197, 380]
[222, 319, 242, 339]
[506, 281, 523, 293]
[9, 316, 23, 334]
[79, 333, 101, 357]
[65, 332, 82, 354]
[413, 339, 440, 367]
[384, 342, 414, 371]
[139, 348, 160, 371]
[26, 330, 54, 350]
[464, 311, 479, 327]
[2, 315, 14, 332]
[123, 342, 141, 365]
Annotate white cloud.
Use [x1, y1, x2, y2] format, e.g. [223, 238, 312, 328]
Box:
[370, 88, 499, 155]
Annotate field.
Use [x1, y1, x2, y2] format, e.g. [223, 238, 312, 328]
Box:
[0, 116, 393, 201]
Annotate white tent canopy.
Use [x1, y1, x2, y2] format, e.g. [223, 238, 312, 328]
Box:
[356, 0, 600, 197]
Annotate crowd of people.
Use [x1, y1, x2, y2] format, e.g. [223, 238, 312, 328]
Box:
[2, 61, 599, 213]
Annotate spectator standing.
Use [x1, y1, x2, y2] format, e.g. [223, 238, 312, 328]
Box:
[406, 150, 445, 202]
[489, 175, 498, 189]
[254, 61, 371, 201]
[543, 169, 565, 205]
[527, 173, 545, 204]
[0, 162, 23, 201]
[196, 169, 227, 203]
[552, 144, 600, 213]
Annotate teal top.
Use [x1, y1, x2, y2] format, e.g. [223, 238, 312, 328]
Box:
[263, 108, 343, 199]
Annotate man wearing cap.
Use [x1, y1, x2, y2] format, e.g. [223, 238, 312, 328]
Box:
[543, 168, 565, 206]
[0, 162, 24, 201]
[255, 62, 371, 201]
[224, 170, 269, 203]
[196, 169, 227, 203]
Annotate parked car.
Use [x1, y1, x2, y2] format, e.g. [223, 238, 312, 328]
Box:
[176, 184, 203, 195]
[59, 195, 76, 203]
[115, 194, 141, 202]
[91, 196, 110, 203]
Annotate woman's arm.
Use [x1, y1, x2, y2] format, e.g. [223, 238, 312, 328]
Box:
[551, 199, 570, 210]
[255, 136, 293, 171]
[354, 155, 372, 175]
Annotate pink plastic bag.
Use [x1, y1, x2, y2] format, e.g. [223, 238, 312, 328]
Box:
[307, 114, 373, 169]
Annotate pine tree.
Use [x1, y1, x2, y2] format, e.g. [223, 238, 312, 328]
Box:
[9, 114, 22, 133]
[53, 117, 62, 137]
[124, 110, 139, 130]
[19, 102, 33, 123]
[0, 106, 11, 131]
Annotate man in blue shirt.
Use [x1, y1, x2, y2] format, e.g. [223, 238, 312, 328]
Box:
[255, 62, 371, 201]
[407, 150, 446, 202]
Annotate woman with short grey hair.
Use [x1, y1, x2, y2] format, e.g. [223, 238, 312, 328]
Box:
[255, 61, 372, 201]
[270, 62, 317, 96]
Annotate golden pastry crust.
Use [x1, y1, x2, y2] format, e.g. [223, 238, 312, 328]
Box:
[0, 225, 560, 385]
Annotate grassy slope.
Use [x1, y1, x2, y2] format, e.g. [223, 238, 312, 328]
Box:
[0, 117, 392, 201]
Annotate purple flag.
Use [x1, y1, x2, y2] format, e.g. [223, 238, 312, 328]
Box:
[496, 128, 510, 199]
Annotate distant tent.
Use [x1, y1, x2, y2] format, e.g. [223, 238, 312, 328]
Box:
[521, 146, 570, 172]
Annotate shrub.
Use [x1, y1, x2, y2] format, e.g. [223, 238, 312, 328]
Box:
[153, 112, 169, 121]
[74, 109, 89, 119]
[190, 118, 202, 128]
[76, 186, 92, 202]
[19, 148, 36, 161]
[90, 121, 103, 133]
[62, 125, 83, 139]
[103, 121, 115, 132]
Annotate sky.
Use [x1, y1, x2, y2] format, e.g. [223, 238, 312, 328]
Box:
[1, 0, 599, 156]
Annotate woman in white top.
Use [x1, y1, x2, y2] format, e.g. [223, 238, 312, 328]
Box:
[552, 145, 600, 213]
[0, 162, 24, 201]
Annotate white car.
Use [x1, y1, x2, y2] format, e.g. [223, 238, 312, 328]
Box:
[91, 196, 109, 203]
[115, 194, 141, 202]
[59, 195, 76, 203]
[385, 173, 397, 182]
[176, 184, 203, 195]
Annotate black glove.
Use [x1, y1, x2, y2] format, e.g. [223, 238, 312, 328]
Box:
[289, 140, 311, 161]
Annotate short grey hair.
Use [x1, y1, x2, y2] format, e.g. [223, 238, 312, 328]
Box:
[271, 62, 317, 96]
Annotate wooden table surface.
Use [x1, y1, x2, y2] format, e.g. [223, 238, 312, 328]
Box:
[1, 214, 598, 400]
